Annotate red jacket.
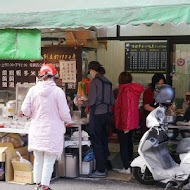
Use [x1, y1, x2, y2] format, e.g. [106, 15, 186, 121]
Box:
[115, 83, 143, 131]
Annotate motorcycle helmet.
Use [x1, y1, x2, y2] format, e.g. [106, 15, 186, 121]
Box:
[39, 64, 57, 77]
[154, 84, 175, 104]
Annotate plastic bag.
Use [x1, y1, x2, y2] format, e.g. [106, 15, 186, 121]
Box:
[77, 78, 90, 97]
[16, 151, 33, 170]
[82, 149, 95, 162]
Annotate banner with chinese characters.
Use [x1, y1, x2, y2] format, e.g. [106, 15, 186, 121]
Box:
[125, 42, 167, 73]
[59, 60, 76, 83]
[42, 47, 82, 94]
[0, 61, 41, 89]
[0, 47, 82, 92]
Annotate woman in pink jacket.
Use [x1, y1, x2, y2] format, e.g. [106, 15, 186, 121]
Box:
[21, 64, 71, 190]
[114, 72, 143, 174]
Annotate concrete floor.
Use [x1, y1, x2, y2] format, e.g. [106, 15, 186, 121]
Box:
[0, 177, 166, 190]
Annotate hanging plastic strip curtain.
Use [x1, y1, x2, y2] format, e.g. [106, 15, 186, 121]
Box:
[0, 29, 42, 60]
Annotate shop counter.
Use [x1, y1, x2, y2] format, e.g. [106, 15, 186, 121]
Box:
[168, 124, 190, 130]
[60, 122, 91, 177]
[0, 128, 29, 134]
[0, 121, 91, 178]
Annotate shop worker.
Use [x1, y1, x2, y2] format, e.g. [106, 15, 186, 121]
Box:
[21, 64, 72, 190]
[76, 61, 115, 178]
[142, 73, 166, 132]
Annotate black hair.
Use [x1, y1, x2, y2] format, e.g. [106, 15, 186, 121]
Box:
[118, 71, 132, 85]
[151, 73, 166, 89]
[39, 74, 54, 81]
[88, 61, 105, 75]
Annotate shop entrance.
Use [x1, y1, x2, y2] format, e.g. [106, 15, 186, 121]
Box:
[170, 39, 190, 109]
[171, 44, 190, 99]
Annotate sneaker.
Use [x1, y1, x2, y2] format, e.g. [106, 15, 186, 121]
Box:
[117, 168, 131, 174]
[88, 170, 107, 178]
[41, 187, 52, 190]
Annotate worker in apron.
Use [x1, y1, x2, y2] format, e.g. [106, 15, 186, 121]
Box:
[78, 61, 115, 178]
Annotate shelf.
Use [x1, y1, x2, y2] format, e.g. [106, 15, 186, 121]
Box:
[0, 123, 90, 177]
[0, 128, 29, 134]
[168, 124, 190, 130]
[65, 140, 91, 147]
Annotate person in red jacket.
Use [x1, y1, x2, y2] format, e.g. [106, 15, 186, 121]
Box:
[114, 72, 143, 174]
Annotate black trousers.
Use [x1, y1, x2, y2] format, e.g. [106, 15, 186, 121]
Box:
[117, 130, 134, 169]
[90, 113, 111, 171]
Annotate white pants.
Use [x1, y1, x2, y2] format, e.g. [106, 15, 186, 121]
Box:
[33, 151, 57, 186]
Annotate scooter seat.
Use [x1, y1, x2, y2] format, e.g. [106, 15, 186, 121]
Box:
[176, 137, 190, 154]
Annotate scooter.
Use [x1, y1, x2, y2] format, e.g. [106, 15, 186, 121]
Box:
[131, 86, 190, 190]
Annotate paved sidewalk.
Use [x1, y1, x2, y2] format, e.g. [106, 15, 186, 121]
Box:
[0, 177, 168, 190]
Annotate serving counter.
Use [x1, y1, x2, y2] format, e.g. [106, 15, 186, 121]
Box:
[168, 124, 190, 130]
[0, 128, 29, 134]
[0, 119, 91, 178]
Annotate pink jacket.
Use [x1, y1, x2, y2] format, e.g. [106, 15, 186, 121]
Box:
[21, 81, 71, 157]
[115, 83, 143, 131]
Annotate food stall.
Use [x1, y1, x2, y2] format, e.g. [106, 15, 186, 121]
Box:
[0, 81, 92, 183]
[0, 0, 190, 185]
[0, 45, 94, 182]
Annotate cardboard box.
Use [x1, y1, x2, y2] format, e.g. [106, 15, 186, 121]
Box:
[11, 157, 33, 184]
[0, 143, 14, 162]
[5, 146, 28, 183]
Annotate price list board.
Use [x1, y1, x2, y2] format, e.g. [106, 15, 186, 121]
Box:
[0, 47, 82, 91]
[0, 61, 41, 89]
[125, 42, 167, 73]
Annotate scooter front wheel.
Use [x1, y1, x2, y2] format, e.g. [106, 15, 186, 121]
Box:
[132, 167, 156, 185]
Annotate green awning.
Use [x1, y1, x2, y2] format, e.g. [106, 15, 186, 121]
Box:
[0, 0, 190, 29]
[0, 29, 42, 60]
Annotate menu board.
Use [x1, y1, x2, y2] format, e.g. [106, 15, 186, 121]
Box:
[0, 47, 82, 90]
[125, 42, 167, 73]
[0, 61, 41, 89]
[0, 61, 61, 89]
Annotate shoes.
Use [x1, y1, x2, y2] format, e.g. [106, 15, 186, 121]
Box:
[35, 186, 52, 190]
[118, 168, 131, 174]
[88, 170, 107, 178]
[114, 168, 131, 174]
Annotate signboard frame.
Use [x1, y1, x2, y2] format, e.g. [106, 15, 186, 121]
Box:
[125, 42, 168, 73]
[0, 47, 82, 91]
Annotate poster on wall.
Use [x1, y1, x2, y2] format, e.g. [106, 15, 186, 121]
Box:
[59, 60, 76, 83]
[125, 42, 167, 73]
